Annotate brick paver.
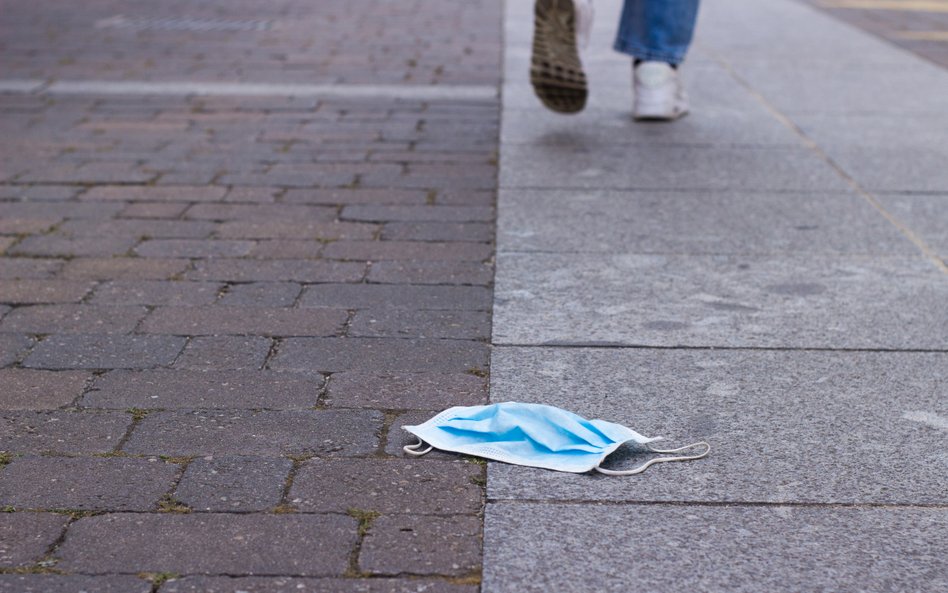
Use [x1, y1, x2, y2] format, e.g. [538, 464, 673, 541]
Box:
[175, 457, 294, 511]
[0, 456, 179, 511]
[57, 514, 358, 575]
[0, 575, 151, 593]
[0, 0, 500, 587]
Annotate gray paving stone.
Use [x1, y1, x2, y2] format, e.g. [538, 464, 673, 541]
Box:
[322, 240, 491, 263]
[141, 306, 347, 336]
[0, 218, 59, 235]
[218, 282, 301, 307]
[120, 202, 190, 219]
[0, 258, 63, 280]
[0, 513, 68, 568]
[382, 222, 493, 243]
[56, 513, 357, 576]
[350, 310, 490, 340]
[185, 259, 365, 283]
[174, 336, 272, 371]
[161, 576, 476, 593]
[0, 201, 123, 221]
[135, 239, 256, 258]
[175, 456, 292, 511]
[437, 190, 495, 207]
[185, 203, 338, 222]
[0, 186, 78, 201]
[732, 59, 948, 116]
[0, 456, 178, 511]
[247, 240, 325, 259]
[123, 409, 382, 456]
[815, 145, 948, 193]
[0, 411, 130, 454]
[367, 261, 495, 286]
[290, 459, 482, 514]
[81, 185, 227, 202]
[483, 503, 948, 593]
[0, 280, 94, 305]
[222, 187, 282, 204]
[300, 284, 491, 311]
[493, 252, 948, 349]
[216, 220, 377, 241]
[0, 334, 32, 367]
[23, 335, 186, 369]
[342, 205, 494, 223]
[0, 305, 148, 335]
[0, 575, 150, 593]
[272, 338, 488, 373]
[360, 515, 482, 576]
[89, 281, 222, 306]
[327, 372, 486, 409]
[0, 369, 89, 410]
[497, 189, 915, 255]
[500, 144, 849, 191]
[58, 219, 216, 240]
[60, 257, 190, 280]
[282, 188, 429, 205]
[876, 194, 948, 259]
[793, 113, 948, 157]
[487, 348, 948, 505]
[10, 235, 138, 258]
[83, 369, 323, 409]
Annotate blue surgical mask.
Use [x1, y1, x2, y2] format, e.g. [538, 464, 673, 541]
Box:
[402, 402, 709, 475]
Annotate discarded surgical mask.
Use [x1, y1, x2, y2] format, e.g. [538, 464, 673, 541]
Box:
[402, 402, 709, 476]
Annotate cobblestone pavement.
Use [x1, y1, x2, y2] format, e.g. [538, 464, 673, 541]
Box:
[803, 0, 948, 68]
[0, 0, 500, 591]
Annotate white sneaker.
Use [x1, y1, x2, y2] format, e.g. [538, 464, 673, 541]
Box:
[633, 61, 689, 121]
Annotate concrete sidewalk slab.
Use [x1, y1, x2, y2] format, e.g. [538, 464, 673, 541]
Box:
[499, 144, 850, 191]
[493, 252, 947, 348]
[484, 503, 947, 593]
[488, 347, 948, 505]
[498, 189, 917, 255]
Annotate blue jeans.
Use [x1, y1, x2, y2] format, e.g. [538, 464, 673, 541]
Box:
[614, 0, 700, 66]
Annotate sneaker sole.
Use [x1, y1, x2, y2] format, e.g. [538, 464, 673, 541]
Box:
[531, 0, 587, 114]
[633, 105, 689, 122]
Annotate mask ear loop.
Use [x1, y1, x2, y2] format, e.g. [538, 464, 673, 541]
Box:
[594, 441, 710, 476]
[403, 437, 433, 457]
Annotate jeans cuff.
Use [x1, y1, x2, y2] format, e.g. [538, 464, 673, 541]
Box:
[613, 40, 687, 66]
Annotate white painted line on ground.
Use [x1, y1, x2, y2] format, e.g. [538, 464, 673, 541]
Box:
[903, 410, 948, 431]
[0, 79, 498, 101]
[0, 80, 46, 93]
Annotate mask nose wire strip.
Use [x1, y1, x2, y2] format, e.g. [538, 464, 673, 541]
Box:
[594, 441, 711, 476]
[403, 437, 433, 457]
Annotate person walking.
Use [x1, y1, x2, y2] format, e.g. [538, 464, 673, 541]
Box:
[530, 0, 700, 120]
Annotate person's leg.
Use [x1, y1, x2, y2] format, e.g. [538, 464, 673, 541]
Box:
[614, 0, 700, 66]
[615, 0, 699, 120]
